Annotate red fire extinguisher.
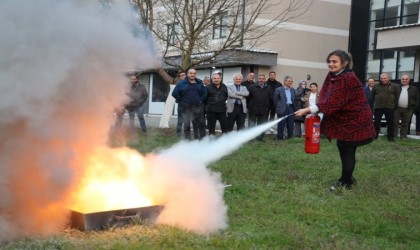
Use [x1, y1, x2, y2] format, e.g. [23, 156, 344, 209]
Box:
[305, 114, 321, 154]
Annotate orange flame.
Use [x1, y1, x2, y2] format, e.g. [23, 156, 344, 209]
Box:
[69, 146, 153, 213]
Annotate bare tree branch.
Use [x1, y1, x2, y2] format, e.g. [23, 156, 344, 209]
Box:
[109, 0, 313, 84]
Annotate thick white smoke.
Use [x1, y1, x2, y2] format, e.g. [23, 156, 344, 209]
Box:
[147, 119, 281, 234]
[0, 0, 285, 241]
[0, 0, 157, 241]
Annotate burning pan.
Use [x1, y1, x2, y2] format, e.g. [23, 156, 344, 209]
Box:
[69, 205, 163, 231]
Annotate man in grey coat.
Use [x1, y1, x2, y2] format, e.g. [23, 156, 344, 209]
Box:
[274, 76, 296, 140]
[126, 75, 148, 132]
[115, 74, 148, 133]
[226, 73, 249, 131]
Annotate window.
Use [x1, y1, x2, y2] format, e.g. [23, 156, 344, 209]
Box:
[167, 22, 180, 46]
[213, 12, 228, 39]
[151, 73, 170, 102]
[366, 0, 417, 81]
[402, 0, 420, 25]
[374, 7, 399, 28]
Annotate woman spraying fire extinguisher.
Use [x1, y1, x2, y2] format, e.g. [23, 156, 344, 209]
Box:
[295, 50, 376, 191]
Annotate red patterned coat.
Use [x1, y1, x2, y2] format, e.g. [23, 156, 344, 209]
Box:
[317, 70, 376, 141]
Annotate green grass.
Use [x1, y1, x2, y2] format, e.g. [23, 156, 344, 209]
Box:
[2, 128, 419, 249]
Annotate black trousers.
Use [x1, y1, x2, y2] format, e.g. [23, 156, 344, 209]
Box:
[277, 105, 294, 139]
[336, 138, 373, 184]
[248, 112, 268, 139]
[227, 105, 246, 132]
[374, 108, 394, 139]
[182, 104, 205, 140]
[268, 102, 276, 121]
[176, 104, 183, 137]
[206, 111, 228, 135]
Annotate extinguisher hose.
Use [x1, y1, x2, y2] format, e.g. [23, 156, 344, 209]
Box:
[277, 113, 294, 122]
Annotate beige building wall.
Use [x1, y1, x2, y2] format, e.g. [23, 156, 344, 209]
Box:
[256, 0, 351, 86]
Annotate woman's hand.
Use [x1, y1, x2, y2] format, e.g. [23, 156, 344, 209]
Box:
[295, 107, 310, 117]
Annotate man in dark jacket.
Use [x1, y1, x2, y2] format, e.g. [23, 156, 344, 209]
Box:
[266, 71, 282, 121]
[172, 68, 207, 140]
[372, 73, 399, 141]
[394, 75, 419, 139]
[126, 75, 148, 132]
[413, 81, 420, 135]
[175, 71, 186, 137]
[115, 74, 148, 132]
[364, 77, 375, 110]
[241, 72, 255, 88]
[248, 74, 273, 141]
[241, 72, 256, 127]
[274, 76, 296, 140]
[205, 72, 228, 135]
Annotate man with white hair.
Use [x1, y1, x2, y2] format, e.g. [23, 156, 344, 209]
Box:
[226, 73, 249, 131]
[394, 74, 419, 139]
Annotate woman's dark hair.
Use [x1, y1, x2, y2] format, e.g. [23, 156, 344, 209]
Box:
[326, 50, 353, 70]
[309, 82, 318, 88]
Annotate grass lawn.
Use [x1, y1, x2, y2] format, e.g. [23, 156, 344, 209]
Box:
[2, 128, 419, 249]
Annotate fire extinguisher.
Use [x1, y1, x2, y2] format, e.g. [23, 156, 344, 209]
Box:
[305, 114, 321, 154]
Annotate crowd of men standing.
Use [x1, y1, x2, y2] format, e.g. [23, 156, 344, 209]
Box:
[364, 73, 419, 141]
[115, 69, 419, 142]
[171, 68, 321, 141]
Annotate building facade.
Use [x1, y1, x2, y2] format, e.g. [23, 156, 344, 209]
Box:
[144, 0, 352, 114]
[350, 0, 420, 83]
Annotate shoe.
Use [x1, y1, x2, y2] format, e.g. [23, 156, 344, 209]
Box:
[388, 138, 395, 142]
[329, 182, 342, 192]
[329, 180, 353, 191]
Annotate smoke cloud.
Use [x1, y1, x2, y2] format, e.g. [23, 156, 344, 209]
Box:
[0, 0, 284, 241]
[148, 119, 280, 234]
[0, 0, 157, 241]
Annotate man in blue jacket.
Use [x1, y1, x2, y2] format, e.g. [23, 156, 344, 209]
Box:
[172, 68, 207, 140]
[274, 76, 296, 140]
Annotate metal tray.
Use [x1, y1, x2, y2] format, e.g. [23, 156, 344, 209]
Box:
[69, 205, 163, 231]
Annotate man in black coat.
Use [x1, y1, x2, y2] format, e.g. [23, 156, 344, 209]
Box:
[266, 71, 282, 121]
[205, 72, 228, 135]
[115, 74, 148, 133]
[247, 74, 273, 141]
